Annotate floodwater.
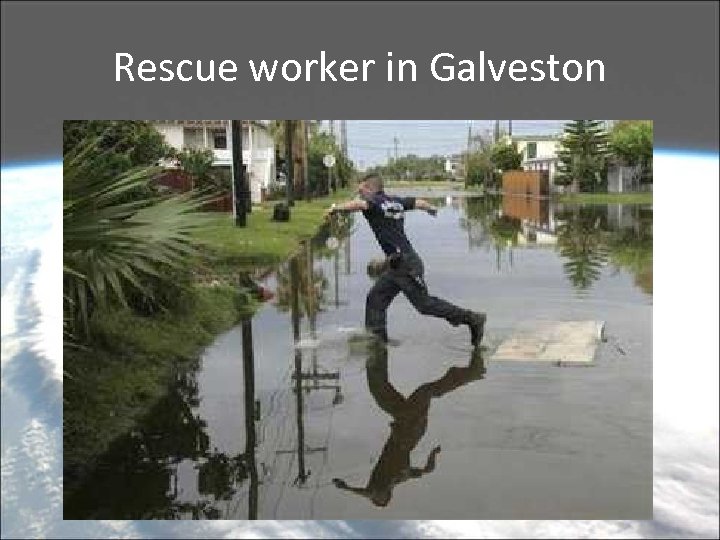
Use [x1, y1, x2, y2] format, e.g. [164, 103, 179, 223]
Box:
[65, 192, 653, 520]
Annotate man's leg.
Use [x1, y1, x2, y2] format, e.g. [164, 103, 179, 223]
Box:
[365, 271, 401, 343]
[395, 271, 468, 326]
[394, 265, 487, 346]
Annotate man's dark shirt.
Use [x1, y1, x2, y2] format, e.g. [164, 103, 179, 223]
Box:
[361, 191, 417, 257]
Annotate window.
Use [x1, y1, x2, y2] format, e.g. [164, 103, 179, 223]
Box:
[212, 128, 227, 149]
[183, 127, 204, 149]
[526, 142, 537, 159]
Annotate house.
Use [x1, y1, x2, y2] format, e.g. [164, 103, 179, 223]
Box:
[501, 134, 562, 187]
[152, 120, 276, 203]
[444, 154, 464, 180]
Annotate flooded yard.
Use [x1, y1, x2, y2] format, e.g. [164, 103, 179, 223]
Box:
[65, 192, 653, 520]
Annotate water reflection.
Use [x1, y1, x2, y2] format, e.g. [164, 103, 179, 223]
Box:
[281, 240, 345, 488]
[333, 344, 486, 508]
[64, 321, 261, 520]
[461, 196, 652, 295]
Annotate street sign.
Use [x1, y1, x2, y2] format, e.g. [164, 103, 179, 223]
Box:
[323, 154, 336, 168]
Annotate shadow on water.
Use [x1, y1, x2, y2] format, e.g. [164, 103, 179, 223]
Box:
[64, 195, 652, 519]
[332, 344, 486, 508]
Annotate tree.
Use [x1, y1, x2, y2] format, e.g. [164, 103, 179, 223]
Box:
[63, 120, 172, 176]
[490, 141, 522, 171]
[63, 121, 175, 206]
[63, 135, 215, 340]
[176, 148, 213, 182]
[368, 154, 447, 181]
[175, 148, 228, 193]
[268, 120, 324, 196]
[307, 130, 354, 195]
[464, 148, 494, 187]
[555, 120, 609, 192]
[608, 120, 653, 183]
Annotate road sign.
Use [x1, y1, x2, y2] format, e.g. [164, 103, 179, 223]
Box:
[323, 154, 336, 168]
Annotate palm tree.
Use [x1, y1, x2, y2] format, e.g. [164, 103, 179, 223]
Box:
[63, 137, 215, 340]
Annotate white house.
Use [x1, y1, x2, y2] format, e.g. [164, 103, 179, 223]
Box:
[502, 134, 563, 187]
[153, 120, 276, 203]
[444, 154, 464, 180]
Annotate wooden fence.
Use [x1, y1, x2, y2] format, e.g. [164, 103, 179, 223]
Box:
[155, 169, 233, 212]
[501, 170, 550, 197]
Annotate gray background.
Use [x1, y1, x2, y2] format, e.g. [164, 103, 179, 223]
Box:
[1, 1, 718, 164]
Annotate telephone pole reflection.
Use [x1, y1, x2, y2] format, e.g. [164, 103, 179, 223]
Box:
[241, 317, 259, 519]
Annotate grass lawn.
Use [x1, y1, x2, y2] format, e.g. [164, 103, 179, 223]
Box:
[64, 285, 254, 484]
[553, 192, 653, 204]
[192, 189, 352, 266]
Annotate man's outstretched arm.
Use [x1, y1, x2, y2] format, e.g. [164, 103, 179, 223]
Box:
[325, 199, 369, 217]
[414, 198, 438, 216]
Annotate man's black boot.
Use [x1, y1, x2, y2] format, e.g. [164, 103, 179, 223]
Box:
[465, 311, 487, 347]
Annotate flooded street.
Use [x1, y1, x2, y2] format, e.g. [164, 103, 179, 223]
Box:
[66, 191, 652, 520]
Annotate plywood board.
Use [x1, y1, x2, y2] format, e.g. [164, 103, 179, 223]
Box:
[491, 320, 605, 365]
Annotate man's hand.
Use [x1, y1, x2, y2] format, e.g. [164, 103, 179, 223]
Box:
[324, 203, 340, 221]
[415, 198, 438, 217]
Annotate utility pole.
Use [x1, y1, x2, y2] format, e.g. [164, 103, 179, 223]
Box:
[231, 120, 248, 227]
[303, 120, 311, 201]
[340, 120, 348, 188]
[494, 119, 500, 144]
[284, 120, 294, 207]
[393, 136, 400, 180]
[465, 121, 472, 183]
[508, 119, 513, 138]
[340, 120, 348, 158]
[246, 121, 253, 215]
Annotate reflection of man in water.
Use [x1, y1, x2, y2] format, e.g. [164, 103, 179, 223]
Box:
[332, 343, 486, 507]
[326, 173, 487, 347]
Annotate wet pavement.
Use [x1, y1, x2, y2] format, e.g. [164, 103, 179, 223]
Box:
[64, 192, 653, 520]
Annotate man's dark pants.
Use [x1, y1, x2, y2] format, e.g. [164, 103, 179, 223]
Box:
[365, 252, 469, 341]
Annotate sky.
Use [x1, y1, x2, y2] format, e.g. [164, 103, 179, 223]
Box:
[339, 120, 569, 169]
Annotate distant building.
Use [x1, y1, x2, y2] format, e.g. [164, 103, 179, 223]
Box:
[607, 162, 644, 193]
[153, 120, 276, 203]
[445, 154, 464, 180]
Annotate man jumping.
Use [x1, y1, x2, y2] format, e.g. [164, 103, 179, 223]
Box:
[326, 173, 486, 347]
